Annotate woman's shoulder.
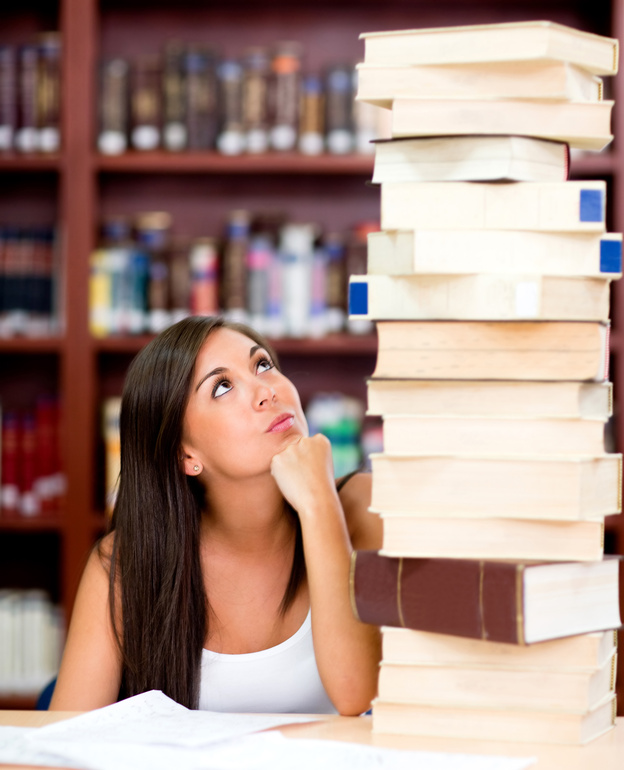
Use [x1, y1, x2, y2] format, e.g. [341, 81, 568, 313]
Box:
[337, 471, 382, 550]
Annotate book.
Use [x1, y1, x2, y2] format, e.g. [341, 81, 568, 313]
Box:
[376, 653, 617, 712]
[102, 397, 121, 518]
[348, 273, 611, 322]
[350, 549, 622, 643]
[372, 321, 610, 382]
[379, 180, 607, 233]
[380, 514, 606, 561]
[356, 60, 603, 109]
[371, 696, 617, 745]
[366, 230, 623, 278]
[370, 135, 571, 184]
[389, 98, 613, 151]
[381, 627, 618, 669]
[370, 452, 621, 520]
[366, 380, 613, 420]
[380, 414, 607, 456]
[360, 21, 619, 76]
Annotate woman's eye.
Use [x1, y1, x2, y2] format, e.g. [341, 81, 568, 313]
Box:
[212, 379, 232, 398]
[256, 358, 274, 374]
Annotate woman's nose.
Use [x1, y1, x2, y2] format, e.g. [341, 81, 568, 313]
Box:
[256, 382, 276, 408]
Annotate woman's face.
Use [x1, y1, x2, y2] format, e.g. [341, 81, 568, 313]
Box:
[181, 327, 308, 481]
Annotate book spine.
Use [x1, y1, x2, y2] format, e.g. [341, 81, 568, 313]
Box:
[162, 41, 187, 152]
[269, 42, 302, 151]
[242, 47, 270, 154]
[16, 44, 39, 153]
[98, 59, 129, 155]
[36, 34, 61, 153]
[350, 550, 522, 644]
[130, 56, 161, 151]
[0, 45, 17, 152]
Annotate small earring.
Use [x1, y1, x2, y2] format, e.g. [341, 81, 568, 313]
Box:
[193, 465, 200, 472]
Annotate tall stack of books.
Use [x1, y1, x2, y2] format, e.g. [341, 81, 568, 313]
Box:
[348, 20, 623, 745]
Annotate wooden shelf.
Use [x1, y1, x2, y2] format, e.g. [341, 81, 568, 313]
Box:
[93, 333, 378, 356]
[0, 516, 64, 532]
[0, 336, 64, 353]
[95, 151, 375, 175]
[0, 153, 61, 172]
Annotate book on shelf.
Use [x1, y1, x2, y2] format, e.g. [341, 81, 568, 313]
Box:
[380, 180, 606, 232]
[371, 696, 617, 745]
[380, 414, 607, 456]
[348, 273, 611, 322]
[380, 514, 606, 561]
[376, 652, 617, 712]
[359, 20, 619, 76]
[381, 627, 618, 669]
[372, 321, 610, 382]
[370, 452, 621, 521]
[350, 549, 622, 643]
[366, 380, 613, 420]
[356, 60, 603, 109]
[102, 397, 121, 518]
[366, 230, 622, 278]
[389, 98, 613, 151]
[369, 135, 571, 184]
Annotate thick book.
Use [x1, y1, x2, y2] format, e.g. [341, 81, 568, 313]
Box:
[381, 627, 618, 669]
[370, 452, 622, 521]
[380, 514, 606, 561]
[348, 273, 611, 322]
[380, 414, 607, 456]
[373, 321, 610, 382]
[350, 549, 622, 643]
[371, 696, 617, 745]
[380, 180, 607, 233]
[366, 380, 613, 420]
[370, 135, 570, 183]
[360, 21, 619, 76]
[389, 98, 614, 151]
[357, 60, 602, 109]
[377, 653, 617, 712]
[366, 230, 623, 278]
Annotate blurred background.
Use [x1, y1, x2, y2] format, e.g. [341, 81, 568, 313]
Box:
[0, 0, 622, 712]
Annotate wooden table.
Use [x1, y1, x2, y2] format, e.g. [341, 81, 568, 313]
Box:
[1, 711, 623, 770]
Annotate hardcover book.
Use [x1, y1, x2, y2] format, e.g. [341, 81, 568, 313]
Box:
[366, 380, 613, 420]
[360, 21, 619, 76]
[366, 230, 622, 278]
[372, 321, 610, 382]
[389, 98, 613, 151]
[350, 549, 622, 643]
[369, 135, 571, 184]
[370, 452, 621, 521]
[357, 60, 602, 109]
[371, 696, 617, 745]
[349, 273, 611, 322]
[380, 180, 607, 232]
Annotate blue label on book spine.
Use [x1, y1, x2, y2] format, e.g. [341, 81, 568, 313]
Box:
[348, 281, 368, 316]
[580, 189, 604, 222]
[600, 239, 622, 273]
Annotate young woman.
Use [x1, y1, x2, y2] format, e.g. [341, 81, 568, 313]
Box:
[50, 316, 382, 714]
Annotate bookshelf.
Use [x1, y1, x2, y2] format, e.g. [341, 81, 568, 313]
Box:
[1, 0, 623, 710]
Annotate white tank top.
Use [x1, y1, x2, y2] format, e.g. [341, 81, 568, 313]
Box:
[198, 609, 337, 713]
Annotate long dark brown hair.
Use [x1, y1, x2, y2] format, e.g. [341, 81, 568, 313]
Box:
[104, 316, 305, 708]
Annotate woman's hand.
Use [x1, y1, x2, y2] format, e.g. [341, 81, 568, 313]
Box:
[270, 433, 339, 517]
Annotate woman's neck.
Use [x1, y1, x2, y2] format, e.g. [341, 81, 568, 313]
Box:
[201, 473, 293, 556]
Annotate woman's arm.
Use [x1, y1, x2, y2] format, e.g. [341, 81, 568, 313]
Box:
[49, 540, 122, 710]
[271, 435, 382, 716]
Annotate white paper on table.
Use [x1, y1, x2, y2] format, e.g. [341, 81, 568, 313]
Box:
[0, 726, 538, 770]
[0, 691, 537, 770]
[32, 689, 321, 747]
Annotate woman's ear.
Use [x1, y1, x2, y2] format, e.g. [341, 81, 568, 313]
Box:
[181, 448, 202, 477]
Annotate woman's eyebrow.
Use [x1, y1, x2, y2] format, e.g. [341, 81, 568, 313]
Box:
[195, 366, 227, 392]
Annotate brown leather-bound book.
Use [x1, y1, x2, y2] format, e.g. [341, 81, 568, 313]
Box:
[350, 549, 622, 644]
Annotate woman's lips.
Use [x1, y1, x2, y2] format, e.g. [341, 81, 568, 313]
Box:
[267, 414, 295, 433]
